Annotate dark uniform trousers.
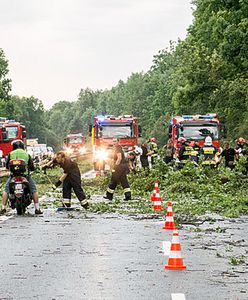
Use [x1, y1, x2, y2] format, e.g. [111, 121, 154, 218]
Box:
[106, 164, 131, 200]
[62, 170, 86, 201]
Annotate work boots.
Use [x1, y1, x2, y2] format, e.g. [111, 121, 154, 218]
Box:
[80, 199, 89, 209]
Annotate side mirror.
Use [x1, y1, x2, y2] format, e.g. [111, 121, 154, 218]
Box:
[22, 130, 27, 138]
[138, 125, 142, 137]
[2, 132, 7, 140]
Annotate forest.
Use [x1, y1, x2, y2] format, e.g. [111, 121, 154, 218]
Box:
[0, 0, 247, 150]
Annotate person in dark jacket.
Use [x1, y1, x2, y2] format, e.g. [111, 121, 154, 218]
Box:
[140, 141, 149, 169]
[104, 138, 131, 201]
[178, 138, 192, 162]
[219, 141, 236, 169]
[53, 151, 89, 209]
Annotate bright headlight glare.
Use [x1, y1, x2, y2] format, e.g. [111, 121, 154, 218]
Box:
[79, 147, 86, 154]
[95, 150, 108, 160]
[66, 148, 73, 154]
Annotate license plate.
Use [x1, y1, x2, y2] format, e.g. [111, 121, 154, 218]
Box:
[15, 184, 23, 190]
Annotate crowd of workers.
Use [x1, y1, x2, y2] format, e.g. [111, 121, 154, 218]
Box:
[126, 136, 248, 172]
[0, 136, 247, 214]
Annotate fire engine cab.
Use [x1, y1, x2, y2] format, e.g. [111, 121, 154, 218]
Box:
[90, 115, 141, 171]
[0, 118, 26, 157]
[63, 133, 87, 155]
[169, 114, 225, 151]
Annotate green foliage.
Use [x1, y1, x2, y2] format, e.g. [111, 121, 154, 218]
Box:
[127, 162, 248, 218]
[44, 0, 247, 145]
[0, 48, 11, 103]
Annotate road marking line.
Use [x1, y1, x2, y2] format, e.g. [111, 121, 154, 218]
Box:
[162, 241, 171, 255]
[0, 215, 13, 223]
[171, 293, 186, 300]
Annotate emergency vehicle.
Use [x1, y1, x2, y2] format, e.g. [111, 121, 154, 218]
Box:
[0, 118, 26, 157]
[63, 133, 87, 155]
[91, 115, 141, 170]
[169, 114, 225, 151]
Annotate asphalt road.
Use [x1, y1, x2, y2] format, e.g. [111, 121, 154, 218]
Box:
[0, 204, 247, 300]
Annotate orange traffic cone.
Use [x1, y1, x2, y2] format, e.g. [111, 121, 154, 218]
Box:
[164, 229, 186, 270]
[151, 180, 159, 201]
[162, 201, 176, 230]
[153, 191, 163, 211]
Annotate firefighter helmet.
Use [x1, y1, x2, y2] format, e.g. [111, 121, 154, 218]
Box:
[12, 140, 25, 150]
[237, 137, 246, 144]
[178, 137, 187, 144]
[205, 136, 212, 145]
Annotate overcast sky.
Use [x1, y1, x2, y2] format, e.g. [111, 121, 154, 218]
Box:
[0, 0, 194, 109]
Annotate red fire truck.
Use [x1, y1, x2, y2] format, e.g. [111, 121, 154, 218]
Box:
[63, 133, 87, 155]
[91, 115, 141, 170]
[0, 118, 26, 157]
[169, 114, 225, 151]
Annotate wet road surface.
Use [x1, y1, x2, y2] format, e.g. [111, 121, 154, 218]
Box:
[0, 204, 247, 300]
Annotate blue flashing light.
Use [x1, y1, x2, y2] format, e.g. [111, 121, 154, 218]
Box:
[97, 115, 105, 122]
[199, 115, 213, 119]
[182, 116, 193, 119]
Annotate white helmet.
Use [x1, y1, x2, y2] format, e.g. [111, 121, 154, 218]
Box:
[205, 136, 212, 145]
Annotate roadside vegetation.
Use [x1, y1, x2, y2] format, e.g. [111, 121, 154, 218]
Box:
[83, 157, 248, 219]
[0, 156, 247, 220]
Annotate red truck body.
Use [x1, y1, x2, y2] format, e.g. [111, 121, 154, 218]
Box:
[169, 114, 222, 151]
[92, 115, 140, 170]
[63, 133, 86, 155]
[0, 118, 26, 157]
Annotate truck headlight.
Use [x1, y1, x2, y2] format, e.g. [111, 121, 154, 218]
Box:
[66, 148, 73, 154]
[95, 150, 108, 160]
[79, 147, 86, 154]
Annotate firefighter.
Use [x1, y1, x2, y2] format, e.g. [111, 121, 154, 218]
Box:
[190, 141, 201, 164]
[178, 138, 193, 162]
[235, 137, 246, 156]
[127, 148, 137, 173]
[140, 141, 149, 169]
[200, 136, 218, 167]
[219, 141, 236, 169]
[0, 140, 43, 215]
[148, 137, 158, 165]
[104, 138, 131, 201]
[53, 151, 89, 209]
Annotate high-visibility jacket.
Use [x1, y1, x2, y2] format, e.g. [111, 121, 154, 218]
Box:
[200, 145, 218, 161]
[179, 145, 193, 161]
[9, 149, 29, 164]
[150, 142, 158, 157]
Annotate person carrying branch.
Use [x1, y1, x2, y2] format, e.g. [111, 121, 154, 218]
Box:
[52, 151, 89, 209]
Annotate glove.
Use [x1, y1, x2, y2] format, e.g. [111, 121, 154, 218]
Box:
[55, 180, 62, 188]
[52, 185, 57, 191]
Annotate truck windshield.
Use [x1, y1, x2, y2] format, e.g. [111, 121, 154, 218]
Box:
[98, 125, 132, 138]
[68, 137, 82, 144]
[6, 126, 18, 139]
[178, 123, 219, 140]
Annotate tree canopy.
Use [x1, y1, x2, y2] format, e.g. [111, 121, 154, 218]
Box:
[0, 0, 247, 148]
